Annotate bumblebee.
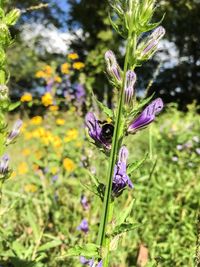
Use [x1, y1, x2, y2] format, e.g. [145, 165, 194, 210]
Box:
[98, 119, 114, 142]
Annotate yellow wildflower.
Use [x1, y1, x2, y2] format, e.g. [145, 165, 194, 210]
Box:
[21, 93, 32, 102]
[41, 92, 53, 107]
[49, 105, 59, 112]
[18, 162, 28, 175]
[63, 158, 76, 173]
[44, 65, 53, 76]
[22, 148, 31, 156]
[54, 76, 62, 83]
[61, 63, 70, 74]
[24, 184, 37, 193]
[73, 62, 85, 70]
[24, 132, 33, 140]
[56, 118, 65, 126]
[53, 135, 62, 148]
[68, 53, 79, 60]
[30, 116, 43, 125]
[64, 129, 78, 142]
[35, 70, 46, 78]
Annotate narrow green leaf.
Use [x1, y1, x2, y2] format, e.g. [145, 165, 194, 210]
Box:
[110, 223, 140, 237]
[127, 153, 148, 175]
[38, 240, 62, 252]
[8, 101, 20, 111]
[92, 93, 113, 118]
[116, 199, 135, 225]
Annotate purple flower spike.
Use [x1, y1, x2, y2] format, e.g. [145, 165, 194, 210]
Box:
[7, 119, 23, 144]
[105, 50, 122, 83]
[96, 260, 103, 267]
[0, 154, 9, 175]
[85, 112, 112, 150]
[81, 195, 90, 211]
[128, 98, 164, 133]
[124, 70, 136, 105]
[77, 219, 89, 234]
[112, 146, 133, 197]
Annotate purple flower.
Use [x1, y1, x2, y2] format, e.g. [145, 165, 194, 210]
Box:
[112, 146, 133, 197]
[124, 70, 136, 105]
[85, 112, 112, 150]
[7, 119, 23, 144]
[0, 154, 9, 175]
[105, 50, 122, 84]
[81, 195, 90, 211]
[80, 256, 94, 266]
[77, 219, 89, 234]
[128, 98, 164, 133]
[80, 257, 102, 267]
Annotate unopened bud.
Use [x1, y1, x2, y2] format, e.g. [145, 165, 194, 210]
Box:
[124, 70, 136, 105]
[0, 85, 9, 101]
[6, 119, 23, 144]
[105, 50, 122, 85]
[138, 26, 165, 59]
[0, 154, 9, 176]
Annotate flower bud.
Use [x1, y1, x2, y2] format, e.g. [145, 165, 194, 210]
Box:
[0, 84, 9, 101]
[6, 119, 23, 144]
[105, 50, 122, 86]
[124, 70, 136, 105]
[138, 26, 165, 59]
[0, 154, 9, 176]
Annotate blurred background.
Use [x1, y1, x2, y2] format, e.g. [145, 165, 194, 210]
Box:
[6, 0, 200, 110]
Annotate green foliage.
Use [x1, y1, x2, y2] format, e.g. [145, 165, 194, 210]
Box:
[0, 105, 199, 266]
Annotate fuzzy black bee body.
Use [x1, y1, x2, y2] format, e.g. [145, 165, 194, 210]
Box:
[98, 120, 114, 142]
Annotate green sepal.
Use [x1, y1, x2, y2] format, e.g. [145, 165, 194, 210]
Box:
[127, 153, 148, 175]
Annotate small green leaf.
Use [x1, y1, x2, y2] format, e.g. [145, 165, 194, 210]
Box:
[8, 101, 20, 111]
[116, 199, 135, 225]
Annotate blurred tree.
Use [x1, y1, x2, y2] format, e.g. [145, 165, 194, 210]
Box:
[68, 0, 200, 109]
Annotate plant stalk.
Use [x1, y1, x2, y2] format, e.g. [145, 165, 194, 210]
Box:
[97, 33, 137, 266]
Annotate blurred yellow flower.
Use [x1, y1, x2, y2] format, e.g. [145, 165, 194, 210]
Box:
[50, 166, 59, 175]
[53, 135, 62, 148]
[49, 105, 59, 112]
[41, 93, 53, 107]
[63, 158, 76, 173]
[24, 184, 37, 193]
[24, 132, 33, 140]
[75, 141, 82, 148]
[21, 93, 32, 102]
[44, 65, 53, 76]
[64, 129, 78, 142]
[61, 63, 70, 74]
[35, 151, 43, 160]
[68, 53, 79, 60]
[73, 62, 85, 70]
[54, 76, 62, 83]
[30, 116, 43, 125]
[22, 148, 31, 156]
[18, 162, 28, 175]
[56, 118, 65, 126]
[35, 70, 46, 78]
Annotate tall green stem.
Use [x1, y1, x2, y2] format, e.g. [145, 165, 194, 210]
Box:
[97, 33, 137, 266]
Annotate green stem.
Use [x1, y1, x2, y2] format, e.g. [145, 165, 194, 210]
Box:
[97, 33, 137, 266]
